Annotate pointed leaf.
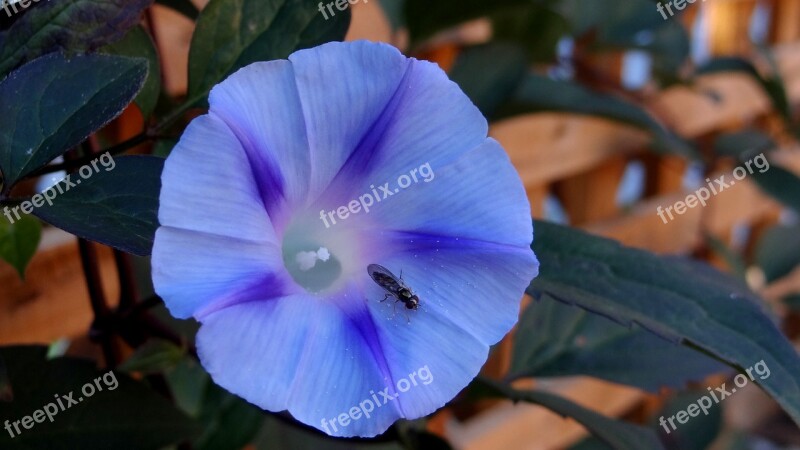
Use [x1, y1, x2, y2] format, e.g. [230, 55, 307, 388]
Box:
[755, 225, 800, 283]
[0, 0, 152, 76]
[0, 53, 147, 191]
[156, 0, 199, 20]
[510, 296, 726, 391]
[478, 378, 664, 450]
[448, 43, 527, 118]
[529, 220, 800, 428]
[749, 164, 800, 213]
[188, 0, 350, 100]
[0, 346, 200, 449]
[0, 215, 41, 279]
[101, 26, 162, 118]
[33, 156, 163, 256]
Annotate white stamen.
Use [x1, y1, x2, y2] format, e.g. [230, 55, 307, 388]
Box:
[296, 247, 331, 271]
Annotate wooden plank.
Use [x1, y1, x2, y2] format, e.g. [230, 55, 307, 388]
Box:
[650, 74, 771, 137]
[769, 0, 800, 44]
[490, 114, 649, 187]
[585, 192, 703, 254]
[706, 0, 758, 56]
[555, 156, 628, 225]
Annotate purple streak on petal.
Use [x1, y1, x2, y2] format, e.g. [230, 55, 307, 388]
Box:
[212, 111, 288, 224]
[329, 283, 406, 415]
[194, 270, 300, 320]
[383, 230, 535, 256]
[316, 61, 416, 205]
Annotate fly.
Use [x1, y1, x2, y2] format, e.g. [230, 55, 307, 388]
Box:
[367, 264, 420, 312]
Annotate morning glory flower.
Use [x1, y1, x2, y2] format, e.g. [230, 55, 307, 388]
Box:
[152, 41, 538, 437]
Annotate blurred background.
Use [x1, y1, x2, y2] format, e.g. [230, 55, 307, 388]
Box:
[4, 0, 800, 448]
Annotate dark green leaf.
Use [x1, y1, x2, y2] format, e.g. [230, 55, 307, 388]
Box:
[577, 0, 668, 42]
[714, 130, 775, 159]
[510, 296, 726, 391]
[704, 233, 747, 280]
[101, 26, 162, 118]
[448, 43, 527, 118]
[478, 378, 664, 450]
[188, 0, 350, 100]
[152, 138, 179, 157]
[697, 57, 791, 123]
[0, 0, 152, 76]
[398, 429, 453, 450]
[639, 23, 691, 83]
[555, 0, 670, 40]
[0, 346, 200, 450]
[404, 0, 530, 44]
[498, 75, 697, 157]
[166, 358, 208, 418]
[784, 294, 800, 311]
[377, 0, 405, 31]
[711, 131, 799, 213]
[492, 6, 570, 63]
[0, 215, 41, 279]
[34, 156, 163, 256]
[755, 225, 800, 282]
[0, 53, 147, 191]
[166, 357, 263, 450]
[529, 220, 800, 427]
[569, 436, 614, 450]
[119, 339, 185, 374]
[583, 0, 690, 78]
[254, 415, 404, 450]
[652, 389, 723, 450]
[156, 0, 199, 20]
[749, 164, 800, 213]
[195, 387, 264, 450]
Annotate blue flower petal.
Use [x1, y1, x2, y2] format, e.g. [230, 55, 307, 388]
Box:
[208, 60, 311, 227]
[153, 227, 291, 319]
[286, 41, 410, 202]
[196, 287, 402, 437]
[153, 114, 291, 319]
[157, 114, 278, 244]
[288, 41, 487, 206]
[367, 138, 535, 249]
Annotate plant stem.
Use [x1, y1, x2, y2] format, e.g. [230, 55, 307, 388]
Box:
[78, 239, 119, 368]
[29, 132, 152, 177]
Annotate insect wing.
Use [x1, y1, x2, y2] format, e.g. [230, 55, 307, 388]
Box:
[368, 264, 402, 293]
